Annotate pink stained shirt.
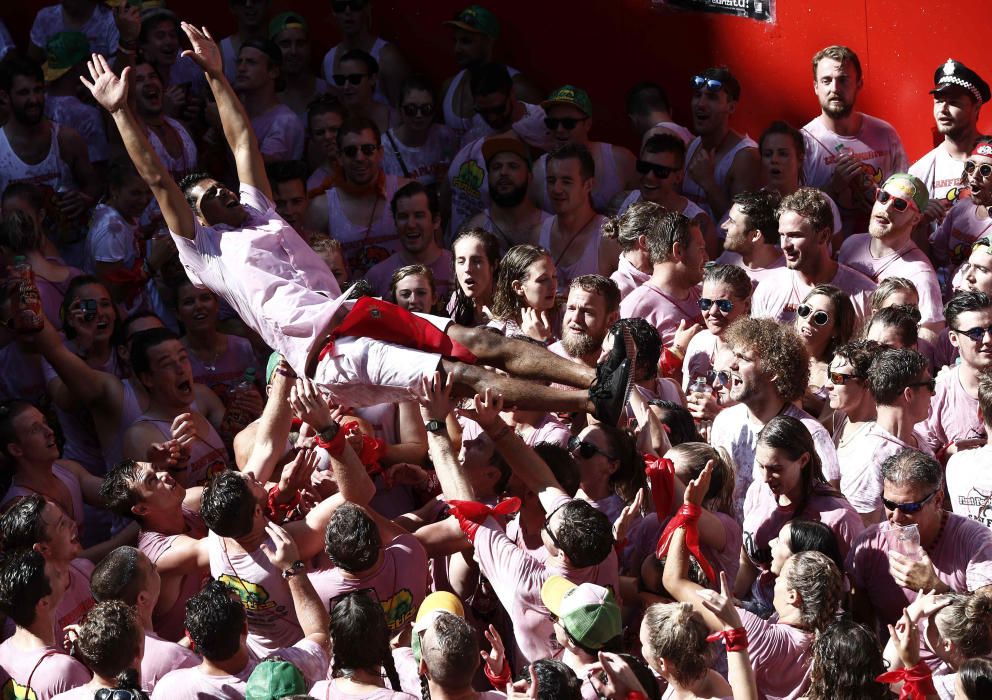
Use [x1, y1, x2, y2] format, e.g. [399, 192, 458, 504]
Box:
[739, 607, 813, 700]
[308, 531, 429, 632]
[364, 249, 455, 303]
[946, 443, 992, 530]
[0, 641, 91, 700]
[624, 510, 742, 586]
[921, 365, 985, 454]
[472, 493, 620, 668]
[839, 423, 933, 515]
[750, 264, 876, 329]
[309, 679, 417, 700]
[682, 329, 720, 391]
[55, 559, 95, 641]
[838, 233, 944, 324]
[619, 282, 703, 346]
[610, 255, 651, 301]
[846, 513, 992, 630]
[714, 249, 787, 286]
[141, 631, 200, 693]
[170, 184, 345, 378]
[1, 461, 86, 537]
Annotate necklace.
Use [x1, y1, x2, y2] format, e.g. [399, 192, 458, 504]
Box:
[553, 213, 599, 267]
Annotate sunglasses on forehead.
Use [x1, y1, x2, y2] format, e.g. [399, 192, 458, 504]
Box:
[797, 304, 830, 326]
[882, 490, 937, 514]
[875, 188, 918, 212]
[691, 75, 723, 92]
[340, 143, 379, 158]
[332, 73, 367, 86]
[965, 160, 992, 178]
[635, 160, 677, 179]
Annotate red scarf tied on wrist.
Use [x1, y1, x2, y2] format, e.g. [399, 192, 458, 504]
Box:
[876, 661, 936, 700]
[447, 498, 522, 542]
[655, 502, 716, 583]
[644, 455, 675, 519]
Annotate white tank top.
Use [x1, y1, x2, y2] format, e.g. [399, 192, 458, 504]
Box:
[322, 38, 390, 105]
[324, 174, 402, 275]
[534, 142, 623, 213]
[442, 65, 520, 137]
[538, 215, 604, 294]
[0, 121, 75, 196]
[682, 134, 758, 219]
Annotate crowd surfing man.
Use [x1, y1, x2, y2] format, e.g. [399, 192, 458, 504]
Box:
[0, 5, 988, 699]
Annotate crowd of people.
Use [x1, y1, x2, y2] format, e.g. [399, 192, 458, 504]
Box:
[0, 1, 991, 699]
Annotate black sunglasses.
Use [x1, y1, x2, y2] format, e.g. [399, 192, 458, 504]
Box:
[953, 325, 992, 343]
[698, 297, 733, 313]
[341, 143, 379, 158]
[333, 0, 368, 12]
[907, 378, 937, 393]
[797, 304, 830, 326]
[881, 490, 937, 514]
[544, 116, 588, 131]
[876, 188, 916, 212]
[332, 73, 367, 86]
[691, 75, 723, 92]
[542, 501, 570, 549]
[965, 161, 992, 178]
[568, 436, 615, 460]
[402, 103, 433, 117]
[635, 160, 677, 179]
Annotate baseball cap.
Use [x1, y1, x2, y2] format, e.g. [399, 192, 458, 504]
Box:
[43, 32, 90, 83]
[881, 173, 929, 212]
[245, 659, 306, 700]
[412, 591, 464, 664]
[540, 576, 621, 651]
[542, 85, 593, 117]
[930, 58, 990, 105]
[443, 5, 500, 39]
[482, 136, 531, 167]
[269, 11, 309, 39]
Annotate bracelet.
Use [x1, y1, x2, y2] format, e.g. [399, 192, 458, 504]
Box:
[668, 344, 685, 360]
[265, 485, 301, 524]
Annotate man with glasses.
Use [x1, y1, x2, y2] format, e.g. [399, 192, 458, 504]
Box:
[922, 291, 992, 461]
[381, 75, 457, 186]
[715, 189, 785, 284]
[802, 45, 908, 237]
[681, 66, 760, 223]
[847, 449, 992, 652]
[947, 372, 992, 529]
[530, 85, 637, 215]
[839, 347, 934, 525]
[754, 188, 876, 328]
[234, 39, 304, 162]
[322, 0, 409, 107]
[329, 49, 393, 134]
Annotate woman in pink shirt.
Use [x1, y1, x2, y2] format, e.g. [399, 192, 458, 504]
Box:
[448, 229, 499, 327]
[571, 424, 646, 525]
[794, 285, 855, 417]
[487, 244, 559, 344]
[639, 602, 732, 699]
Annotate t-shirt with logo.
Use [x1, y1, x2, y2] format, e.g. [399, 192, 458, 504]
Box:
[0, 640, 91, 700]
[946, 443, 992, 530]
[910, 145, 970, 204]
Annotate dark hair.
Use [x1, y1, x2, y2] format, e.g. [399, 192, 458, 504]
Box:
[702, 263, 752, 301]
[450, 229, 500, 327]
[339, 48, 379, 75]
[138, 8, 180, 45]
[731, 189, 782, 244]
[865, 306, 919, 347]
[391, 181, 439, 219]
[596, 425, 647, 506]
[641, 133, 686, 166]
[129, 326, 182, 381]
[602, 200, 667, 252]
[801, 284, 856, 359]
[399, 74, 436, 105]
[90, 546, 144, 605]
[0, 399, 35, 465]
[517, 659, 581, 700]
[178, 172, 213, 214]
[866, 347, 929, 405]
[757, 416, 836, 520]
[812, 45, 863, 82]
[0, 182, 44, 212]
[0, 55, 43, 93]
[726, 317, 810, 402]
[0, 210, 45, 255]
[778, 187, 834, 234]
[74, 600, 143, 683]
[184, 579, 246, 661]
[336, 114, 382, 149]
[647, 400, 702, 446]
[786, 520, 845, 574]
[547, 143, 595, 181]
[239, 38, 282, 70]
[533, 443, 580, 497]
[551, 500, 613, 568]
[759, 121, 806, 164]
[946, 290, 992, 331]
[330, 590, 400, 690]
[0, 494, 47, 551]
[469, 63, 512, 98]
[390, 264, 437, 306]
[60, 275, 116, 341]
[266, 160, 309, 188]
[569, 274, 620, 314]
[696, 66, 741, 101]
[833, 339, 882, 379]
[324, 503, 381, 572]
[959, 658, 992, 699]
[626, 82, 671, 116]
[306, 94, 347, 132]
[645, 211, 693, 265]
[980, 371, 992, 429]
[100, 460, 145, 521]
[611, 318, 660, 381]
[880, 449, 943, 490]
[489, 245, 552, 322]
[0, 548, 51, 627]
[200, 471, 257, 539]
[806, 619, 888, 700]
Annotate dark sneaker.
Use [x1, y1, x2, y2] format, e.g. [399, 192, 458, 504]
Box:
[590, 359, 633, 427]
[600, 325, 636, 376]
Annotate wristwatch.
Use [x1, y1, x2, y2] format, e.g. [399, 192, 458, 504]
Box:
[425, 419, 446, 434]
[317, 422, 340, 443]
[282, 560, 306, 578]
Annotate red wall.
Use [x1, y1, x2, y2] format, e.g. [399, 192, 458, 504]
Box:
[6, 0, 991, 160]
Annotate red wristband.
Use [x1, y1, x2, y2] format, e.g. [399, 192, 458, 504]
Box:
[314, 421, 348, 457]
[626, 692, 648, 700]
[265, 485, 301, 524]
[484, 658, 512, 689]
[706, 627, 748, 652]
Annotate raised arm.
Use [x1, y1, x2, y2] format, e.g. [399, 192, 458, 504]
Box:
[263, 521, 330, 652]
[241, 360, 294, 483]
[418, 372, 475, 501]
[80, 54, 194, 239]
[180, 23, 271, 200]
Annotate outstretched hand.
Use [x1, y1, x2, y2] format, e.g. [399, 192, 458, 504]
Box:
[180, 23, 223, 77]
[684, 459, 713, 506]
[79, 53, 130, 114]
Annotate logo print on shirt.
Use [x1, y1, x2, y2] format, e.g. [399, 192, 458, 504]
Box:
[380, 588, 415, 630]
[219, 574, 276, 611]
[453, 160, 485, 196]
[2, 679, 38, 699]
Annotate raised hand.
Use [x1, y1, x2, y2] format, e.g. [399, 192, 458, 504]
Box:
[457, 388, 505, 431]
[480, 624, 506, 677]
[419, 371, 454, 423]
[684, 460, 713, 507]
[259, 521, 302, 571]
[79, 53, 131, 114]
[696, 571, 743, 631]
[180, 23, 223, 78]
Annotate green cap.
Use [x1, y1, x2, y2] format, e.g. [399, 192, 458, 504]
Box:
[542, 85, 593, 117]
[43, 32, 90, 83]
[443, 5, 499, 39]
[881, 173, 929, 212]
[245, 659, 306, 700]
[541, 577, 621, 650]
[269, 11, 309, 40]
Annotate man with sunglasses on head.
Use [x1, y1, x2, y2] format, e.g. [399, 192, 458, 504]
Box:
[682, 67, 761, 225]
[753, 187, 876, 328]
[839, 173, 945, 341]
[802, 45, 909, 239]
[847, 449, 992, 653]
[234, 38, 304, 162]
[530, 85, 638, 215]
[381, 75, 457, 186]
[921, 291, 992, 462]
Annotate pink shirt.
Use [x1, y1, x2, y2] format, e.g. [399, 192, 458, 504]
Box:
[171, 184, 345, 377]
[142, 631, 199, 692]
[750, 264, 876, 328]
[740, 608, 813, 700]
[309, 679, 417, 700]
[619, 282, 703, 346]
[0, 641, 91, 700]
[714, 250, 787, 286]
[930, 198, 992, 272]
[55, 559, 95, 641]
[610, 255, 650, 301]
[186, 335, 259, 401]
[921, 365, 984, 453]
[946, 443, 992, 529]
[2, 462, 85, 536]
[682, 329, 719, 391]
[839, 423, 933, 514]
[838, 233, 944, 324]
[308, 532, 429, 632]
[364, 250, 454, 302]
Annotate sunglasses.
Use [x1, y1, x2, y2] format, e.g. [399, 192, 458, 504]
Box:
[698, 297, 733, 313]
[544, 116, 588, 131]
[568, 436, 615, 460]
[707, 369, 730, 386]
[332, 73, 367, 87]
[333, 0, 367, 12]
[882, 490, 938, 514]
[828, 371, 859, 385]
[797, 304, 830, 326]
[542, 501, 569, 549]
[402, 103, 433, 117]
[691, 75, 724, 92]
[965, 161, 992, 178]
[908, 378, 937, 393]
[340, 143, 379, 158]
[875, 188, 918, 212]
[635, 160, 677, 179]
[475, 101, 509, 118]
[953, 325, 992, 343]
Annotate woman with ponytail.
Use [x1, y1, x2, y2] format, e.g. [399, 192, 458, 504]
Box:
[640, 601, 732, 699]
[604, 200, 665, 300]
[311, 590, 413, 700]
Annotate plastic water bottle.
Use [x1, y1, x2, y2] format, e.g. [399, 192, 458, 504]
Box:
[10, 256, 43, 333]
[690, 376, 711, 434]
[225, 368, 259, 433]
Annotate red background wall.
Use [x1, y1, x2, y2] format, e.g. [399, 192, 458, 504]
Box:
[6, 0, 992, 160]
